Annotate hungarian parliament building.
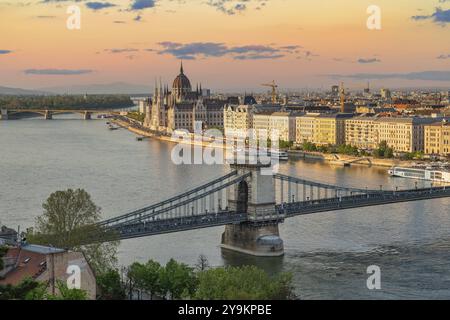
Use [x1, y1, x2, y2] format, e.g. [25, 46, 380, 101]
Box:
[144, 62, 237, 133]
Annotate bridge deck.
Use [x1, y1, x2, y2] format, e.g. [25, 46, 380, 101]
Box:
[111, 211, 249, 240]
[279, 186, 450, 217]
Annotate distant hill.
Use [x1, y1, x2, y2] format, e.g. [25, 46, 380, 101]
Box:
[40, 82, 151, 95]
[0, 86, 50, 95]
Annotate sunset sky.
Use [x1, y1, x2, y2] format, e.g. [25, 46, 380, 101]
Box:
[0, 0, 449, 92]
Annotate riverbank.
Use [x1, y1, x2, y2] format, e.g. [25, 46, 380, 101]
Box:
[113, 117, 414, 169]
[112, 118, 232, 150]
[288, 150, 415, 168]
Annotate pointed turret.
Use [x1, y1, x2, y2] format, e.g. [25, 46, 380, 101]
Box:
[180, 60, 184, 74]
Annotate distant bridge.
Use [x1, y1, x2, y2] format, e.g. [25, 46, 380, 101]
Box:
[93, 162, 450, 256]
[0, 108, 123, 120]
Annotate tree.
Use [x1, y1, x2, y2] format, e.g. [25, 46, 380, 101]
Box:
[0, 277, 40, 300]
[384, 146, 394, 158]
[302, 141, 317, 152]
[96, 269, 126, 300]
[195, 255, 210, 272]
[125, 260, 162, 300]
[159, 259, 197, 300]
[127, 262, 147, 300]
[0, 278, 87, 300]
[52, 281, 88, 300]
[27, 189, 119, 274]
[194, 265, 296, 300]
[142, 260, 163, 300]
[279, 140, 293, 149]
[373, 141, 394, 159]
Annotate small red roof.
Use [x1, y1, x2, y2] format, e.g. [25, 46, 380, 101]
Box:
[0, 247, 48, 286]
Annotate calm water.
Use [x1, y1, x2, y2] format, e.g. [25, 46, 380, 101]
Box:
[1, 115, 450, 299]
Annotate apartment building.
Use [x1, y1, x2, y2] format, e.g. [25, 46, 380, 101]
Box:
[375, 117, 437, 153]
[345, 116, 379, 149]
[253, 111, 297, 142]
[224, 104, 282, 140]
[296, 113, 353, 145]
[295, 113, 319, 144]
[424, 120, 450, 156]
[224, 104, 254, 139]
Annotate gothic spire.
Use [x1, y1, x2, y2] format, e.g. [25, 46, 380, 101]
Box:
[180, 60, 184, 74]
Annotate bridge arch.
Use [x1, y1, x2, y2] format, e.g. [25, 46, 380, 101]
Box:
[236, 180, 249, 213]
[9, 110, 48, 117]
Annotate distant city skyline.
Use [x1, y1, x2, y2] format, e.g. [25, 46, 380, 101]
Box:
[0, 0, 449, 91]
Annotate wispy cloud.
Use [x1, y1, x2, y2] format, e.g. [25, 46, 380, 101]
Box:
[437, 54, 450, 59]
[412, 7, 450, 25]
[85, 2, 116, 10]
[24, 69, 93, 75]
[130, 0, 156, 11]
[329, 71, 450, 82]
[0, 50, 13, 55]
[357, 58, 381, 64]
[104, 48, 140, 53]
[156, 42, 301, 60]
[206, 0, 269, 15]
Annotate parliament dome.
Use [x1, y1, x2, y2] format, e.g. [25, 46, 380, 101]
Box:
[172, 62, 192, 93]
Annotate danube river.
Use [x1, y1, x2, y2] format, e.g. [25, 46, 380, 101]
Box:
[1, 115, 450, 299]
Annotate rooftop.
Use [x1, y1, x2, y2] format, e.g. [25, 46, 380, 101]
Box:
[21, 244, 66, 255]
[0, 244, 65, 286]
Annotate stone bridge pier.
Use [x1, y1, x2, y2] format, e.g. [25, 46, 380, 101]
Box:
[44, 110, 52, 120]
[84, 111, 92, 120]
[221, 163, 284, 257]
[0, 109, 8, 120]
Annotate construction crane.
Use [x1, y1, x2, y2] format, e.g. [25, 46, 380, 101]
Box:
[340, 82, 346, 113]
[261, 80, 278, 104]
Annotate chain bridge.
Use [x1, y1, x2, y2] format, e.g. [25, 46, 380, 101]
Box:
[96, 162, 450, 256]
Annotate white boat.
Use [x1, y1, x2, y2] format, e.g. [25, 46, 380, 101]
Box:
[228, 148, 288, 161]
[388, 166, 450, 183]
[270, 150, 289, 161]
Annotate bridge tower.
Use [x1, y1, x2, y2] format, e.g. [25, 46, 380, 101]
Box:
[0, 109, 8, 120]
[221, 162, 284, 257]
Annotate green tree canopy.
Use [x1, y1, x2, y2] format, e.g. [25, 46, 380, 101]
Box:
[96, 269, 126, 300]
[159, 259, 197, 300]
[27, 189, 119, 274]
[1, 278, 88, 300]
[194, 265, 296, 300]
